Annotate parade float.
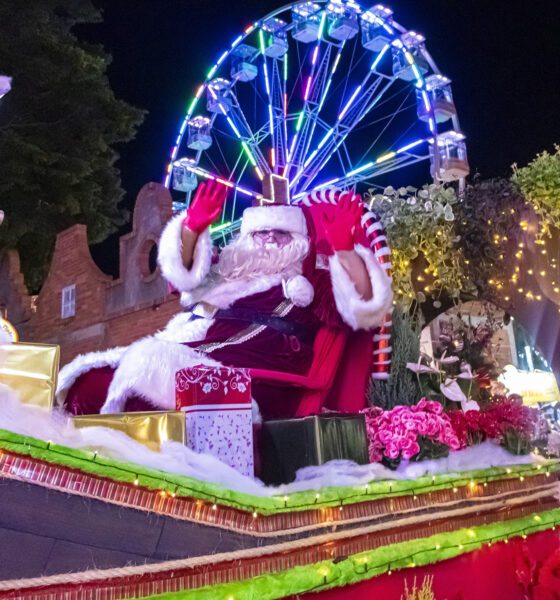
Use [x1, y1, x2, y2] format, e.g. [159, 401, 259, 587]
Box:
[1, 2, 560, 599]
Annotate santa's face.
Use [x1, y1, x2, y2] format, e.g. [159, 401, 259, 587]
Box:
[213, 230, 309, 281]
[251, 229, 293, 249]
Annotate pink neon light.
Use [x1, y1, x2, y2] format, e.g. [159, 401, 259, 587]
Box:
[304, 76, 313, 100]
[271, 148, 276, 168]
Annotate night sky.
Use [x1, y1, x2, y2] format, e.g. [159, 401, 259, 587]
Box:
[82, 0, 560, 271]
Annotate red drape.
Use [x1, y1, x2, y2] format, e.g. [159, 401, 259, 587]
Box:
[292, 530, 560, 600]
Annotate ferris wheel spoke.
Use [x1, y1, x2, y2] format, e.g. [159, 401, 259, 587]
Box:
[225, 89, 270, 179]
[293, 74, 395, 193]
[283, 11, 330, 179]
[285, 43, 341, 180]
[290, 43, 393, 191]
[293, 144, 430, 201]
[267, 57, 289, 172]
[356, 88, 414, 166]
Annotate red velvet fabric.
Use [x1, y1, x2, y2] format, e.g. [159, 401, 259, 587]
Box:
[293, 529, 560, 600]
[64, 367, 158, 415]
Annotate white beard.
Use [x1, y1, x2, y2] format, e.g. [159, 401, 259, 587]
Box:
[213, 232, 309, 281]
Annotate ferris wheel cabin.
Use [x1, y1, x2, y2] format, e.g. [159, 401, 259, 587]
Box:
[230, 44, 259, 82]
[360, 5, 394, 52]
[291, 2, 323, 43]
[172, 158, 198, 193]
[417, 74, 456, 124]
[431, 131, 470, 182]
[207, 78, 232, 114]
[186, 115, 212, 151]
[262, 18, 289, 58]
[327, 0, 360, 41]
[392, 31, 429, 81]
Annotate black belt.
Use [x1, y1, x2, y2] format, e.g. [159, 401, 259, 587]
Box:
[214, 307, 315, 344]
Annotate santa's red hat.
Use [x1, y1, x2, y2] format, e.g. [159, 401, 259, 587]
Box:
[240, 205, 307, 237]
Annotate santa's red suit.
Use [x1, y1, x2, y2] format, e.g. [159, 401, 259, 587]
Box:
[57, 201, 393, 418]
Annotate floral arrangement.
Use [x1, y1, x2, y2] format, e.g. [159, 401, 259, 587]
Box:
[406, 309, 508, 409]
[447, 395, 548, 454]
[362, 399, 461, 466]
[406, 352, 480, 411]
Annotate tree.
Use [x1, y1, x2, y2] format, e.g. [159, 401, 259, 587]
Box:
[0, 0, 145, 291]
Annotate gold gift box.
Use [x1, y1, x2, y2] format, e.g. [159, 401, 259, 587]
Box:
[0, 342, 60, 409]
[73, 411, 186, 452]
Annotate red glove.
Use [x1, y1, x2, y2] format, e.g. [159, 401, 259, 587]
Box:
[182, 180, 227, 233]
[321, 191, 363, 252]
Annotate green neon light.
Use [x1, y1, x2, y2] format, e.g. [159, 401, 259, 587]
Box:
[210, 221, 232, 233]
[318, 11, 326, 40]
[187, 97, 198, 116]
[242, 141, 258, 167]
[259, 29, 266, 55]
[296, 112, 305, 132]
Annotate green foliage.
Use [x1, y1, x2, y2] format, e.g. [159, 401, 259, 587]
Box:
[411, 437, 449, 462]
[512, 145, 560, 237]
[502, 427, 533, 456]
[0, 0, 145, 291]
[455, 178, 527, 301]
[369, 305, 421, 410]
[366, 184, 474, 308]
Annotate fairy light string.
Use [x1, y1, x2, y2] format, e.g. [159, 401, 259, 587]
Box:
[0, 431, 558, 519]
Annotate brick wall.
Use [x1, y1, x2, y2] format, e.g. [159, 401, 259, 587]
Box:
[1, 183, 181, 366]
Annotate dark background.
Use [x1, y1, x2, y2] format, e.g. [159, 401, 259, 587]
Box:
[80, 0, 560, 271]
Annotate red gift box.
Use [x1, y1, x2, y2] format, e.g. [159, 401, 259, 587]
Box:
[175, 365, 254, 477]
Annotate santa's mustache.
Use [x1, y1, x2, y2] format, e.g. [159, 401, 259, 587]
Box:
[213, 233, 309, 281]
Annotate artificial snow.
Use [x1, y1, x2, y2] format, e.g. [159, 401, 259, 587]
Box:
[0, 385, 542, 497]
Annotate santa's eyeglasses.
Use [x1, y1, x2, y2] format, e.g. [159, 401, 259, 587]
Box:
[251, 229, 292, 243]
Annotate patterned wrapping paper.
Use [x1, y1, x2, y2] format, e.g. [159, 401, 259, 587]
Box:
[0, 342, 59, 409]
[176, 365, 254, 477]
[73, 411, 186, 452]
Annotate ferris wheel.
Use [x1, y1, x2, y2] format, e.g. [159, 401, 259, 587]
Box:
[164, 0, 469, 242]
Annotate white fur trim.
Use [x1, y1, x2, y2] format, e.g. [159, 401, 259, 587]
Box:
[158, 211, 213, 293]
[284, 275, 314, 307]
[329, 244, 393, 331]
[181, 272, 292, 309]
[100, 337, 222, 414]
[56, 313, 216, 407]
[56, 346, 127, 406]
[240, 205, 307, 237]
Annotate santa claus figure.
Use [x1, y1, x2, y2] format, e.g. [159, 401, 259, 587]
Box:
[57, 180, 392, 416]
